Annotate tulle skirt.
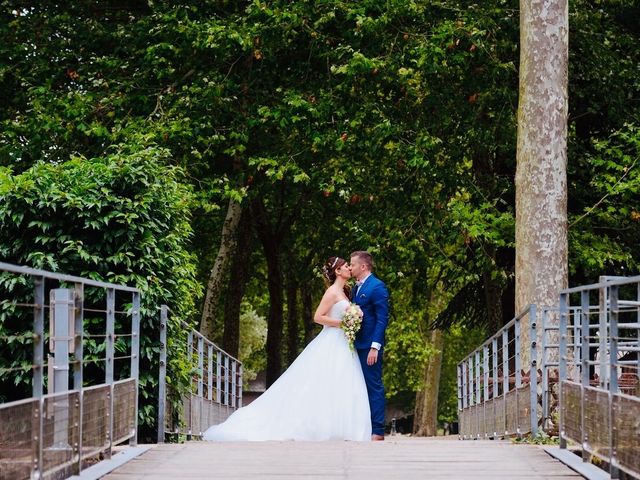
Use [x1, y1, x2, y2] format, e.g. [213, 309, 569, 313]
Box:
[203, 326, 371, 442]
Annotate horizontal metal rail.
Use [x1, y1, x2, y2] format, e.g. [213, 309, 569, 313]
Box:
[559, 275, 640, 479]
[157, 305, 243, 442]
[0, 262, 141, 479]
[457, 304, 538, 439]
[0, 261, 140, 293]
[0, 379, 136, 480]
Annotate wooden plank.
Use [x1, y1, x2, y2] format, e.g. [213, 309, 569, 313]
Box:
[103, 437, 582, 480]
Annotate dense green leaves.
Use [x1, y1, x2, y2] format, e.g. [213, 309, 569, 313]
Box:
[0, 143, 200, 438]
[0, 0, 638, 431]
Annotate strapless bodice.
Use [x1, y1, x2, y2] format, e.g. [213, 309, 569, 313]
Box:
[328, 299, 350, 321]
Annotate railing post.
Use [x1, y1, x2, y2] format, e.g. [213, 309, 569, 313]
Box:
[502, 327, 509, 436]
[130, 292, 140, 446]
[231, 360, 237, 409]
[216, 351, 222, 403]
[515, 315, 522, 436]
[469, 356, 474, 439]
[609, 284, 620, 479]
[197, 335, 204, 435]
[598, 277, 608, 387]
[207, 344, 213, 402]
[637, 282, 640, 381]
[541, 308, 549, 429]
[460, 361, 467, 438]
[482, 345, 489, 402]
[492, 337, 498, 438]
[462, 360, 468, 409]
[51, 288, 73, 448]
[559, 292, 568, 449]
[457, 364, 463, 413]
[33, 276, 45, 479]
[483, 344, 489, 438]
[580, 290, 591, 462]
[74, 283, 84, 473]
[238, 364, 243, 408]
[580, 291, 590, 387]
[492, 338, 498, 400]
[105, 288, 115, 458]
[33, 277, 45, 399]
[157, 306, 168, 444]
[573, 309, 581, 372]
[529, 304, 538, 437]
[224, 356, 230, 406]
[106, 289, 115, 384]
[515, 316, 522, 388]
[187, 330, 194, 367]
[197, 336, 204, 398]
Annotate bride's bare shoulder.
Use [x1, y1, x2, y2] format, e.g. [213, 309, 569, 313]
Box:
[322, 285, 341, 301]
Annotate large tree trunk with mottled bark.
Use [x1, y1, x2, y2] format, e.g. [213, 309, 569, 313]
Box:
[222, 209, 253, 358]
[413, 329, 444, 436]
[200, 199, 243, 340]
[515, 0, 569, 361]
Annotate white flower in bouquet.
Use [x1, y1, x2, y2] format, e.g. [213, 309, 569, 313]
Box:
[341, 303, 363, 351]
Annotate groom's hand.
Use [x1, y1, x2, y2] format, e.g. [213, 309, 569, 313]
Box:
[367, 348, 378, 366]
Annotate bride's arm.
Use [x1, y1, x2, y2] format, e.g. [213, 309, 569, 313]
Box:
[313, 291, 342, 328]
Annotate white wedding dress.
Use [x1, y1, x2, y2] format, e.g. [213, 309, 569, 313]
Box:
[203, 299, 371, 441]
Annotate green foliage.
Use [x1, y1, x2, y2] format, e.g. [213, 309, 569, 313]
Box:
[238, 302, 267, 387]
[384, 310, 438, 399]
[0, 143, 200, 439]
[438, 324, 487, 425]
[0, 0, 638, 434]
[569, 124, 640, 276]
[513, 430, 559, 445]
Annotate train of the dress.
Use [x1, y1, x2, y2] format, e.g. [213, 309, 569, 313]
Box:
[203, 300, 371, 441]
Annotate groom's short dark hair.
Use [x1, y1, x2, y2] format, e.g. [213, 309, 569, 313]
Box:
[350, 251, 374, 270]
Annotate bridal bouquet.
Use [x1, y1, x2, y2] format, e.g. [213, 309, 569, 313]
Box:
[341, 303, 363, 351]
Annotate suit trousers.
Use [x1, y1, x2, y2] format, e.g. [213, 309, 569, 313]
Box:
[357, 347, 385, 436]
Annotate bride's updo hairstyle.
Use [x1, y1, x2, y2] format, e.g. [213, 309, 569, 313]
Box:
[322, 256, 345, 285]
[322, 256, 351, 298]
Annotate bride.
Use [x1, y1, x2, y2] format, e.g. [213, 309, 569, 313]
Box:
[203, 256, 371, 441]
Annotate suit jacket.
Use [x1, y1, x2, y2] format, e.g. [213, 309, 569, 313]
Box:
[352, 274, 389, 350]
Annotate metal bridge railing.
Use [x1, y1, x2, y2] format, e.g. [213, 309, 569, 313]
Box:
[539, 304, 586, 432]
[559, 275, 640, 479]
[457, 305, 538, 439]
[0, 261, 140, 480]
[157, 305, 242, 441]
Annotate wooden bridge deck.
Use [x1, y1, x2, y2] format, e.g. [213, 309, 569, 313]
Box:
[104, 436, 581, 480]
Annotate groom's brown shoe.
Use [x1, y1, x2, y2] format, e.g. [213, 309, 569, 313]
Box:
[371, 434, 385, 441]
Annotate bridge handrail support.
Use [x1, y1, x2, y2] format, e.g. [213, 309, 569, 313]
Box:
[0, 261, 141, 478]
[157, 305, 243, 442]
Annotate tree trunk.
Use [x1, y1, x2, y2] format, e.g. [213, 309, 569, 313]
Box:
[252, 199, 285, 387]
[286, 280, 299, 366]
[515, 0, 569, 361]
[263, 244, 284, 387]
[413, 329, 444, 436]
[302, 289, 314, 345]
[200, 198, 243, 340]
[222, 209, 253, 358]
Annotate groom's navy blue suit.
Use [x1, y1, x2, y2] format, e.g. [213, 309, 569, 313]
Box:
[352, 274, 389, 436]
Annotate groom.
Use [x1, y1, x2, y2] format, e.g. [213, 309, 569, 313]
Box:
[350, 251, 389, 441]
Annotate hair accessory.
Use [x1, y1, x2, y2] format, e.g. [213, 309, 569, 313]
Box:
[331, 257, 339, 269]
